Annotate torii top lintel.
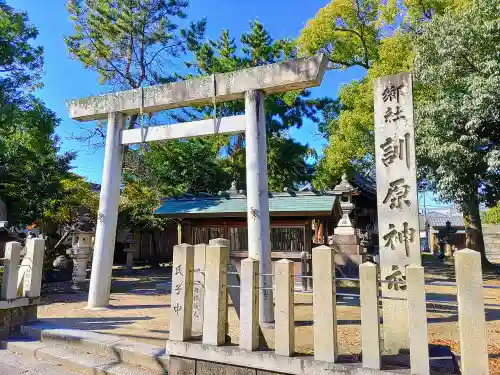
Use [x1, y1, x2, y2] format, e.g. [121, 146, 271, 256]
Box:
[66, 54, 328, 122]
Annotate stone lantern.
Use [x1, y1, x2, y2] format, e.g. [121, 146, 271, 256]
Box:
[331, 173, 362, 276]
[67, 230, 93, 288]
[333, 173, 356, 235]
[66, 207, 95, 289]
[123, 232, 136, 273]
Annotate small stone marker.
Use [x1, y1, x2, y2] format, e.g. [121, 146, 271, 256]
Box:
[374, 72, 420, 353]
[275, 259, 295, 356]
[209, 238, 240, 339]
[360, 262, 381, 369]
[406, 265, 429, 375]
[208, 238, 240, 317]
[170, 244, 194, 342]
[239, 258, 259, 351]
[312, 245, 338, 362]
[202, 244, 228, 346]
[455, 249, 489, 375]
[192, 243, 206, 336]
[2, 241, 21, 300]
[22, 238, 45, 298]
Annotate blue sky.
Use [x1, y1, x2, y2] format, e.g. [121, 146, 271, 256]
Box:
[11, 0, 442, 207]
[11, 0, 366, 181]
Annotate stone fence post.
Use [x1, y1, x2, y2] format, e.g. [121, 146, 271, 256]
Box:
[2, 242, 21, 300]
[239, 258, 259, 351]
[208, 238, 236, 338]
[359, 262, 381, 369]
[21, 238, 45, 298]
[455, 249, 489, 375]
[312, 245, 338, 362]
[192, 243, 207, 336]
[406, 265, 429, 375]
[170, 244, 194, 342]
[202, 243, 228, 346]
[275, 259, 294, 356]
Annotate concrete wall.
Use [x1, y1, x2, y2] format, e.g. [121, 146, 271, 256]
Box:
[482, 224, 500, 264]
[0, 300, 39, 339]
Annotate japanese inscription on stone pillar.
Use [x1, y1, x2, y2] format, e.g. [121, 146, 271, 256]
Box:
[374, 72, 420, 352]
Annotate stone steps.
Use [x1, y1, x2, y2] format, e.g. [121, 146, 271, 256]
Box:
[1, 322, 168, 375]
[0, 347, 81, 375]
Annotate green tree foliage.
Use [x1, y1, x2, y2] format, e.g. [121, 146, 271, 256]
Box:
[0, 103, 74, 225]
[481, 204, 500, 225]
[0, 1, 43, 93]
[139, 140, 231, 196]
[187, 22, 331, 190]
[66, 10, 334, 233]
[65, 0, 210, 233]
[297, 0, 379, 70]
[66, 0, 206, 88]
[299, 0, 495, 262]
[297, 0, 462, 188]
[44, 175, 99, 226]
[414, 0, 500, 262]
[0, 2, 74, 226]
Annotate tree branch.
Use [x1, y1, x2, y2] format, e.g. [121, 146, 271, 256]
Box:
[145, 40, 184, 68]
[125, 34, 136, 88]
[75, 13, 131, 85]
[353, 0, 371, 69]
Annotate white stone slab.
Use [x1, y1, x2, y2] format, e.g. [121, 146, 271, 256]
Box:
[275, 259, 295, 356]
[170, 244, 195, 342]
[239, 258, 259, 351]
[406, 265, 429, 375]
[2, 242, 21, 300]
[21, 238, 45, 297]
[120, 115, 246, 145]
[312, 245, 338, 362]
[455, 249, 489, 375]
[67, 55, 328, 121]
[192, 244, 207, 335]
[373, 72, 420, 353]
[360, 262, 381, 369]
[202, 244, 229, 346]
[167, 340, 408, 375]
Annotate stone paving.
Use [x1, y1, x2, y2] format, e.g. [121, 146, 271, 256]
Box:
[37, 258, 500, 370]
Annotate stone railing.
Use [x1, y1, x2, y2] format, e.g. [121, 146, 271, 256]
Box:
[167, 240, 490, 375]
[0, 239, 45, 338]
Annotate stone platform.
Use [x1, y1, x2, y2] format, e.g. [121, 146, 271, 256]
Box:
[167, 340, 411, 375]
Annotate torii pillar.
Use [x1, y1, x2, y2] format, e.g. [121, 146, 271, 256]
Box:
[66, 54, 328, 321]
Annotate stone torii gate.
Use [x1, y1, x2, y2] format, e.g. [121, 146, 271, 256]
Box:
[66, 54, 328, 322]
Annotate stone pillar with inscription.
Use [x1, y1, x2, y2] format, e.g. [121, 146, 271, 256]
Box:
[373, 72, 421, 354]
[170, 244, 195, 342]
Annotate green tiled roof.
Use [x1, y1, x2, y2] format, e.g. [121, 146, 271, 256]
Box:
[155, 191, 338, 218]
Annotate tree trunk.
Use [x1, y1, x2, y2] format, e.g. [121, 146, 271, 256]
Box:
[463, 195, 494, 269]
[149, 230, 160, 269]
[138, 230, 143, 259]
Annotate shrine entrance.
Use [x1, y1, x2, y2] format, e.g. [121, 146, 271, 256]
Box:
[66, 54, 328, 323]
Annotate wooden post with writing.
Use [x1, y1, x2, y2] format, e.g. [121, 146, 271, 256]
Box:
[373, 72, 421, 354]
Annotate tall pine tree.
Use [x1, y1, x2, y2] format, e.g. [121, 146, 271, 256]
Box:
[186, 21, 333, 191]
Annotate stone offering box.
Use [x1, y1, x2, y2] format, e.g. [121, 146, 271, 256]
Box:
[0, 239, 45, 339]
[167, 241, 490, 375]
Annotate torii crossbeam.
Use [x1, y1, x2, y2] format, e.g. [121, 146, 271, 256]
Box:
[67, 54, 328, 321]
